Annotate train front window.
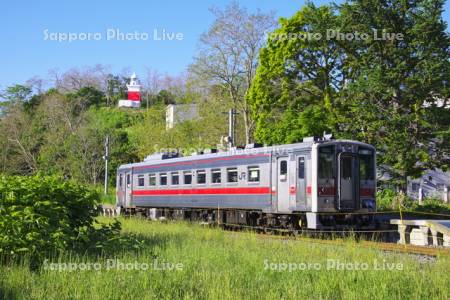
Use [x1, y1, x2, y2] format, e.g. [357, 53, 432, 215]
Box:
[318, 146, 335, 179]
[359, 148, 375, 181]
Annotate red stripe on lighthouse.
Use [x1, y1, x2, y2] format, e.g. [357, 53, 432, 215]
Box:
[128, 91, 141, 100]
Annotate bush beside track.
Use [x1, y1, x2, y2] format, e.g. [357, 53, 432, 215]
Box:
[0, 175, 141, 269]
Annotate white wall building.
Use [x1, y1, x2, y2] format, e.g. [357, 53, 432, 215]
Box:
[407, 169, 450, 203]
[166, 104, 198, 130]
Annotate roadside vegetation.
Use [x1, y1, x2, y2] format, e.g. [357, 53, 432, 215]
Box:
[376, 189, 450, 215]
[0, 175, 142, 269]
[1, 218, 449, 299]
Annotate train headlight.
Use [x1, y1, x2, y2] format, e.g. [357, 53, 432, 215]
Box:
[362, 199, 375, 209]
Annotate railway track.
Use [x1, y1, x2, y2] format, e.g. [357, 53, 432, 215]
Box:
[118, 209, 450, 257]
[217, 222, 450, 257]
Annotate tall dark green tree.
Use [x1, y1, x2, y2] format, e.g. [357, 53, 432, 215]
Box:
[337, 0, 450, 190]
[248, 3, 344, 144]
[249, 0, 449, 191]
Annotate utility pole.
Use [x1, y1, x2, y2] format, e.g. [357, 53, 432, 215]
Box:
[103, 135, 109, 195]
[228, 108, 237, 148]
[106, 78, 111, 107]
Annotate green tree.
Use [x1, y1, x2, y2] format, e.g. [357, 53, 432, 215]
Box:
[248, 3, 342, 144]
[249, 0, 449, 191]
[337, 0, 450, 190]
[0, 84, 32, 104]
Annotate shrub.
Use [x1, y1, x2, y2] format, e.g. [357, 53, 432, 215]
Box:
[376, 188, 450, 215]
[376, 189, 397, 211]
[0, 175, 140, 267]
[376, 189, 413, 211]
[410, 198, 450, 215]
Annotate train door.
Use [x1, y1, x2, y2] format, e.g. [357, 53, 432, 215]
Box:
[337, 153, 357, 210]
[125, 171, 132, 207]
[296, 155, 307, 209]
[117, 173, 124, 206]
[277, 157, 290, 212]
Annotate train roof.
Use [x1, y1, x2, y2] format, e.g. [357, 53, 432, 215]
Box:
[118, 139, 375, 171]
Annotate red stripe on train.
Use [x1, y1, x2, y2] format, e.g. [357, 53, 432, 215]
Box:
[360, 188, 375, 197]
[318, 186, 335, 196]
[132, 186, 272, 196]
[317, 187, 375, 197]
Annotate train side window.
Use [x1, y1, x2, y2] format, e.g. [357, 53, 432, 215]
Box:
[184, 171, 192, 185]
[211, 169, 221, 184]
[138, 175, 145, 187]
[160, 173, 167, 186]
[227, 168, 238, 183]
[280, 161, 287, 175]
[171, 172, 179, 185]
[126, 174, 131, 186]
[119, 174, 123, 187]
[248, 166, 260, 182]
[197, 170, 206, 184]
[148, 174, 156, 186]
[298, 157, 305, 179]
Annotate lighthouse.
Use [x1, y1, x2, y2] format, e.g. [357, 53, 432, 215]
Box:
[118, 73, 141, 108]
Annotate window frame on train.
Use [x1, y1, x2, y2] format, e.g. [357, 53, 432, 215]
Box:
[227, 167, 238, 183]
[148, 173, 156, 186]
[358, 147, 375, 181]
[171, 172, 179, 185]
[298, 157, 305, 179]
[197, 170, 206, 184]
[280, 160, 287, 175]
[318, 145, 336, 180]
[137, 175, 145, 187]
[211, 168, 222, 184]
[160, 173, 168, 186]
[184, 171, 192, 185]
[248, 166, 260, 183]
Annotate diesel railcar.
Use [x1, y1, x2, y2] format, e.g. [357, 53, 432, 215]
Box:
[116, 137, 376, 229]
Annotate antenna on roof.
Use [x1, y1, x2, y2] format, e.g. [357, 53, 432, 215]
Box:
[323, 132, 333, 140]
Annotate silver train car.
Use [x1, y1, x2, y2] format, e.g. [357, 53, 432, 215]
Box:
[116, 137, 376, 229]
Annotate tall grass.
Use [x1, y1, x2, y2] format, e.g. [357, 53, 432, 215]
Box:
[1, 218, 449, 299]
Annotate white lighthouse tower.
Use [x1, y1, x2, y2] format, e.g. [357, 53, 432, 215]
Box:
[118, 73, 141, 108]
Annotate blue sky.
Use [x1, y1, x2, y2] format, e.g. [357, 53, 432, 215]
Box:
[0, 0, 449, 89]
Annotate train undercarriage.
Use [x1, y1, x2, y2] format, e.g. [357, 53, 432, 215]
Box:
[122, 207, 375, 231]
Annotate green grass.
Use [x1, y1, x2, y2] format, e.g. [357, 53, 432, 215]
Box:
[1, 218, 449, 299]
